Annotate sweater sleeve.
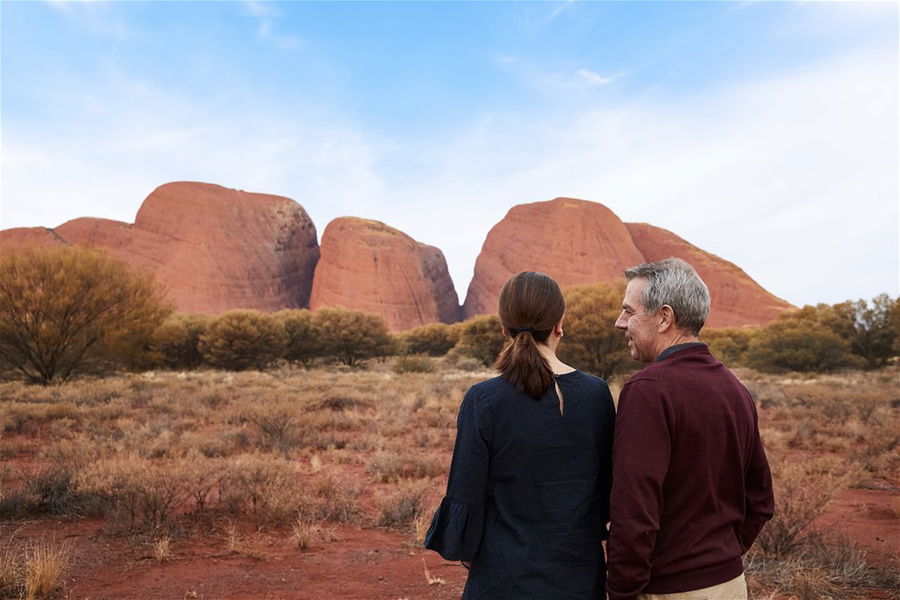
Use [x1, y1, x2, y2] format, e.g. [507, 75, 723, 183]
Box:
[739, 401, 774, 552]
[606, 379, 671, 600]
[423, 387, 491, 561]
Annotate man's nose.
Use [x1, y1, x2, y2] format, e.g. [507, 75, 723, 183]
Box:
[614, 312, 627, 330]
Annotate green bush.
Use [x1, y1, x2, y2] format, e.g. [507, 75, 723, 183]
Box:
[151, 313, 210, 369]
[199, 310, 286, 370]
[455, 314, 506, 366]
[312, 307, 396, 366]
[274, 309, 322, 365]
[701, 327, 759, 367]
[398, 323, 456, 356]
[559, 282, 636, 379]
[746, 322, 856, 373]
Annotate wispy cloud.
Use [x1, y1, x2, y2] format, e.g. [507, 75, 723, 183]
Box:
[576, 69, 622, 87]
[241, 0, 303, 50]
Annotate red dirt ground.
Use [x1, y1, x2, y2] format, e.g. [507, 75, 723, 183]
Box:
[4, 482, 895, 600]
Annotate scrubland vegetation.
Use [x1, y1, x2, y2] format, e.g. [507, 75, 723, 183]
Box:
[1, 246, 899, 599]
[1, 363, 897, 599]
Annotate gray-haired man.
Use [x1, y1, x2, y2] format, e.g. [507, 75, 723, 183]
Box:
[606, 258, 774, 600]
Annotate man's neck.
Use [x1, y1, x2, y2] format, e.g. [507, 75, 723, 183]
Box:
[653, 333, 701, 359]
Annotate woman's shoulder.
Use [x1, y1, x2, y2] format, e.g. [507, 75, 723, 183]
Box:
[466, 375, 510, 399]
[557, 369, 609, 389]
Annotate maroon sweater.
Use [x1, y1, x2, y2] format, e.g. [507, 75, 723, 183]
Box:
[606, 345, 773, 599]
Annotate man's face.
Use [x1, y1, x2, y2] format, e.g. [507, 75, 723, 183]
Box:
[615, 278, 660, 364]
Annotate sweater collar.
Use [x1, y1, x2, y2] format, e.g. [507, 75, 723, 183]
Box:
[655, 342, 708, 362]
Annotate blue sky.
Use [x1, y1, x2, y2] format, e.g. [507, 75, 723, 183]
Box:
[2, 1, 897, 307]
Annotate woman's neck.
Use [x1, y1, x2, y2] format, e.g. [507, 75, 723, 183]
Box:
[537, 342, 575, 374]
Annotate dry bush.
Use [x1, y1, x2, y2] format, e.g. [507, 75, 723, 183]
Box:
[220, 454, 302, 525]
[747, 534, 899, 599]
[369, 449, 443, 483]
[244, 400, 300, 454]
[376, 479, 430, 530]
[74, 457, 191, 530]
[392, 355, 436, 374]
[311, 474, 361, 523]
[756, 459, 855, 558]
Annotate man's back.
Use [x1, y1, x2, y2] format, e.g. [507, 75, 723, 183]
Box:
[606, 344, 773, 599]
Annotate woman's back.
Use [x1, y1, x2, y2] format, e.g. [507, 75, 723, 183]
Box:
[426, 370, 615, 600]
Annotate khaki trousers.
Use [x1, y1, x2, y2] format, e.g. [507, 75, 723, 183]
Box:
[637, 573, 747, 600]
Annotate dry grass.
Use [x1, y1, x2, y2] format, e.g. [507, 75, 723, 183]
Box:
[22, 540, 71, 600]
[0, 364, 897, 599]
[154, 535, 173, 562]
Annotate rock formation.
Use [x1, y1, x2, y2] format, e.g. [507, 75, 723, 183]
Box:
[309, 217, 459, 330]
[463, 197, 792, 328]
[463, 198, 646, 318]
[2, 187, 792, 329]
[624, 222, 793, 328]
[1, 182, 320, 314]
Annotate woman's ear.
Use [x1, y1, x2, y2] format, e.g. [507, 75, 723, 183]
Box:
[554, 315, 565, 337]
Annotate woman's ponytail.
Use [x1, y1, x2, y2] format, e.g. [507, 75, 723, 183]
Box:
[493, 272, 565, 399]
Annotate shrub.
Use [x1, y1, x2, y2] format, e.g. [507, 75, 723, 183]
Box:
[399, 323, 456, 356]
[151, 313, 210, 369]
[376, 479, 430, 529]
[755, 460, 854, 558]
[313, 307, 395, 366]
[0, 245, 171, 384]
[701, 327, 759, 367]
[74, 457, 191, 530]
[746, 322, 856, 373]
[199, 310, 286, 371]
[392, 354, 435, 374]
[220, 454, 300, 524]
[455, 315, 506, 366]
[559, 282, 636, 378]
[369, 449, 443, 482]
[274, 309, 322, 365]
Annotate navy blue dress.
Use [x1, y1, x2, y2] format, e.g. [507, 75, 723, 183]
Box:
[425, 371, 615, 600]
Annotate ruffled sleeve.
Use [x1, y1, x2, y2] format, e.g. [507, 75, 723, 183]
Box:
[423, 497, 485, 561]
[424, 387, 492, 562]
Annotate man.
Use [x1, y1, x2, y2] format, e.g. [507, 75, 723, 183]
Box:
[606, 258, 774, 600]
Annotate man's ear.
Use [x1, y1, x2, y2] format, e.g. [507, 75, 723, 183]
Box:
[657, 305, 676, 333]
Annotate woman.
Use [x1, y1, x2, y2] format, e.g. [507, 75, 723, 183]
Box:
[425, 271, 616, 599]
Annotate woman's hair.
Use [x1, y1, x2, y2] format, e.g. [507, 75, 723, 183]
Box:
[494, 271, 565, 398]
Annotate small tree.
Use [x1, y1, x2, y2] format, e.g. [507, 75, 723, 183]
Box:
[199, 310, 286, 371]
[274, 309, 322, 365]
[559, 282, 636, 379]
[313, 307, 395, 366]
[701, 327, 759, 367]
[0, 245, 171, 384]
[845, 294, 897, 369]
[455, 315, 506, 367]
[398, 322, 456, 356]
[151, 313, 210, 369]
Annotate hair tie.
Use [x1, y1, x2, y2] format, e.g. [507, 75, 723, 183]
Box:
[509, 326, 534, 337]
